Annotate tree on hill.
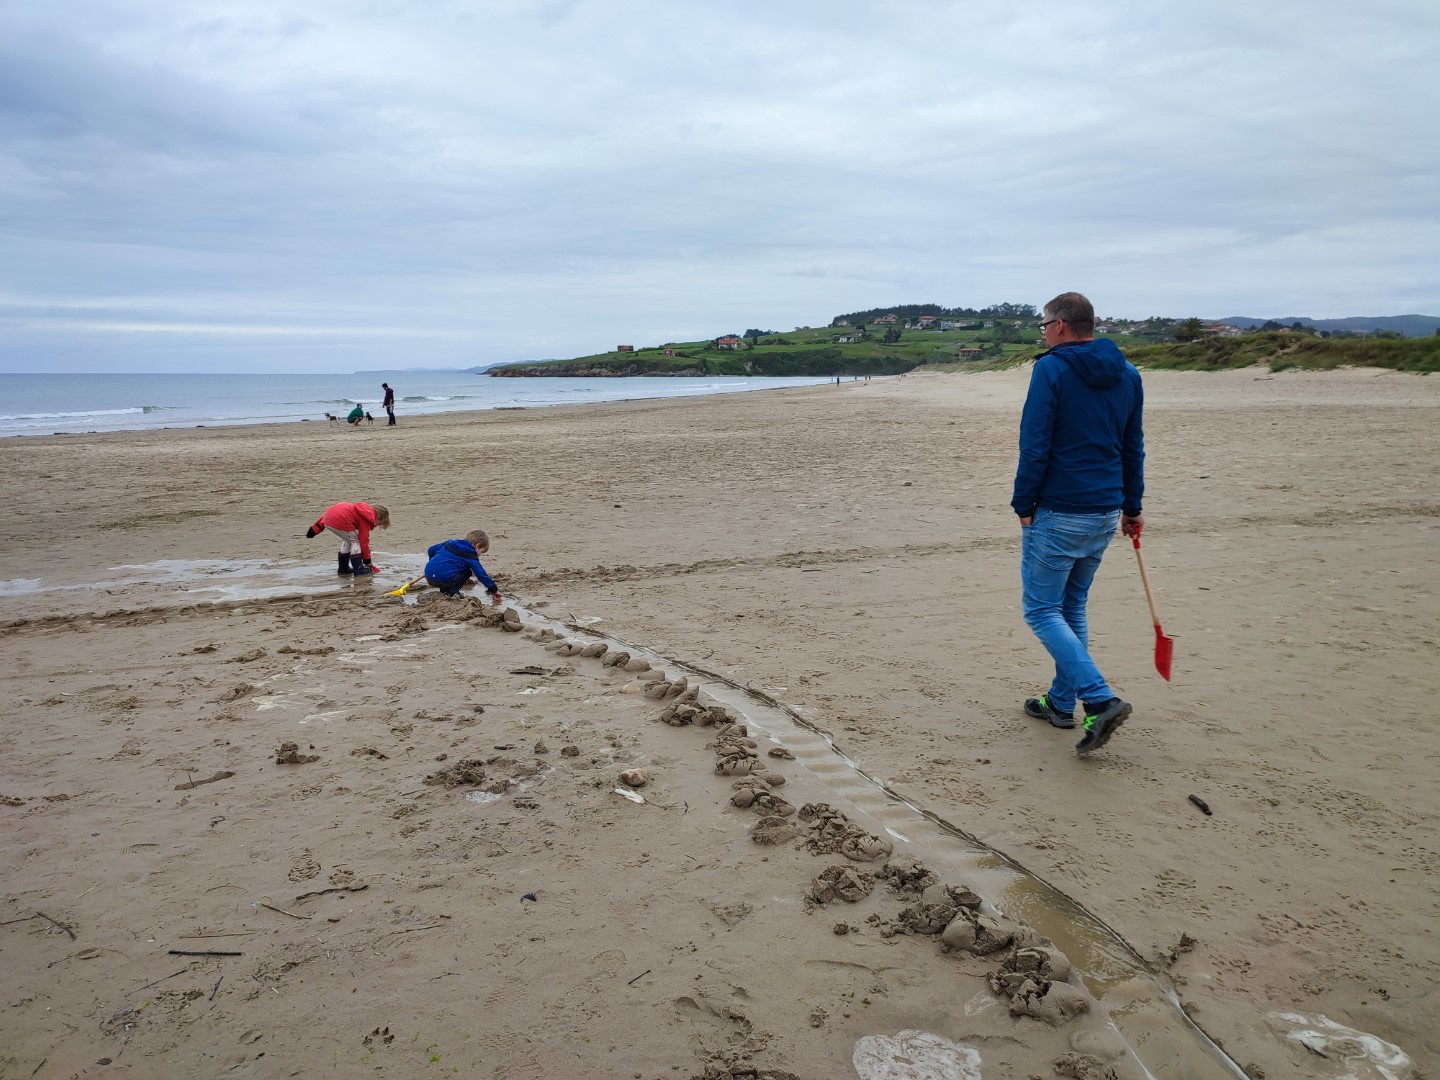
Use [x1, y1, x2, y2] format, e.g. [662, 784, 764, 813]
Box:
[831, 303, 953, 325]
[1174, 317, 1205, 342]
[978, 302, 1037, 320]
[831, 301, 1043, 325]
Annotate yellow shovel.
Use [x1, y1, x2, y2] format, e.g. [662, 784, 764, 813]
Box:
[388, 575, 426, 598]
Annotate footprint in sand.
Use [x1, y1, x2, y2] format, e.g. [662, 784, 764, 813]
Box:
[709, 902, 753, 929]
[287, 851, 321, 881]
[1053, 1052, 1120, 1079]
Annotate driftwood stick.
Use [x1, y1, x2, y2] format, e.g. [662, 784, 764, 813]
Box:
[35, 910, 77, 940]
[209, 976, 224, 1001]
[256, 901, 311, 920]
[130, 966, 191, 994]
[292, 883, 368, 903]
[168, 949, 243, 957]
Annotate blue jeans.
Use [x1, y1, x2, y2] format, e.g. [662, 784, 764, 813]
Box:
[1020, 508, 1121, 713]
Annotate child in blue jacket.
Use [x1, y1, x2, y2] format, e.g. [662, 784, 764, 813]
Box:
[424, 530, 501, 601]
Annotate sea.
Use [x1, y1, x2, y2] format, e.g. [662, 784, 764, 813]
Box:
[0, 372, 834, 438]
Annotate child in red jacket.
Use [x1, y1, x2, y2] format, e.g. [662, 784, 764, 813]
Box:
[305, 501, 390, 575]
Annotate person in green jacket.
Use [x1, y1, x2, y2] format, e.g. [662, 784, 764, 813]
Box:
[346, 404, 365, 427]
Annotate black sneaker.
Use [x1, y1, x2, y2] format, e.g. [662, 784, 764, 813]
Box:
[1076, 699, 1131, 754]
[1024, 694, 1075, 729]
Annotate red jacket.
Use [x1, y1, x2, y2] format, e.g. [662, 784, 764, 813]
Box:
[319, 502, 380, 560]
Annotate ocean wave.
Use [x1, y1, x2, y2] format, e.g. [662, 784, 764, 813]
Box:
[0, 406, 155, 421]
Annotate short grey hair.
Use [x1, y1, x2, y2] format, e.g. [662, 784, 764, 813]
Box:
[1043, 292, 1095, 338]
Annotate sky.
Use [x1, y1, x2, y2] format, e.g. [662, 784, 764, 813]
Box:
[1, 0, 1436, 373]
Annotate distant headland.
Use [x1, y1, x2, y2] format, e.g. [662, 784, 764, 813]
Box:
[484, 305, 1440, 378]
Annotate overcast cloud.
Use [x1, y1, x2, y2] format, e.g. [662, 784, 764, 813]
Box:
[2, 0, 1436, 372]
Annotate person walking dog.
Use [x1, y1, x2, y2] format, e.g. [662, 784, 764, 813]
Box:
[382, 382, 396, 426]
[1013, 292, 1144, 754]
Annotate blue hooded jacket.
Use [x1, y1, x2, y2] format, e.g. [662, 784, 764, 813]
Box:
[1011, 338, 1144, 518]
[424, 539, 497, 593]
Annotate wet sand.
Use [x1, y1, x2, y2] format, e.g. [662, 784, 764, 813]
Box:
[1, 368, 1436, 1079]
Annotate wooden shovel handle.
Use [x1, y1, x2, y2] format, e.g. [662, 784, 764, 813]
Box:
[1132, 535, 1163, 629]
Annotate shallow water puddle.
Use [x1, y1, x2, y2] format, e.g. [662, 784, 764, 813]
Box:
[3, 556, 429, 609]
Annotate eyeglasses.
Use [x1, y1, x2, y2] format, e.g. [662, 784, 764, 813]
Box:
[1038, 318, 1062, 330]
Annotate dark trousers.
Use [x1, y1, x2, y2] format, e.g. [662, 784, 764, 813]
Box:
[385, 406, 396, 425]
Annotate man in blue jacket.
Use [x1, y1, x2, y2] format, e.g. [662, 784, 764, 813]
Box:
[1012, 292, 1144, 754]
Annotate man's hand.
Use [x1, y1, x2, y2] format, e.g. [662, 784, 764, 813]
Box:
[1018, 516, 1032, 527]
[488, 590, 503, 605]
[1121, 514, 1144, 538]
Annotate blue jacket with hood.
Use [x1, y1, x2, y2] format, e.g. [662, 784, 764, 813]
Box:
[1011, 337, 1144, 518]
[424, 539, 498, 593]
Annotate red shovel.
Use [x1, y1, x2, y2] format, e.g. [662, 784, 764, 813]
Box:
[1130, 527, 1174, 680]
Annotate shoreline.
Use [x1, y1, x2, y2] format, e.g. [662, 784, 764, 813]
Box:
[0, 371, 840, 440]
[5, 363, 1434, 443]
[2, 367, 1437, 1077]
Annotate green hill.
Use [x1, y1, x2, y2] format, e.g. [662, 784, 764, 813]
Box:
[1124, 332, 1439, 373]
[489, 325, 1040, 378]
[488, 324, 1440, 378]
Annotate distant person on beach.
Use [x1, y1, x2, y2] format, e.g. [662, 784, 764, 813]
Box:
[305, 501, 390, 576]
[422, 530, 501, 601]
[346, 404, 364, 427]
[382, 382, 396, 426]
[1013, 291, 1144, 754]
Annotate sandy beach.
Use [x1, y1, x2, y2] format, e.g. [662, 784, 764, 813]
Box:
[2, 368, 1437, 1080]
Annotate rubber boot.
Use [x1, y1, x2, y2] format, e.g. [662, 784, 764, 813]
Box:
[350, 554, 373, 576]
[337, 551, 352, 575]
